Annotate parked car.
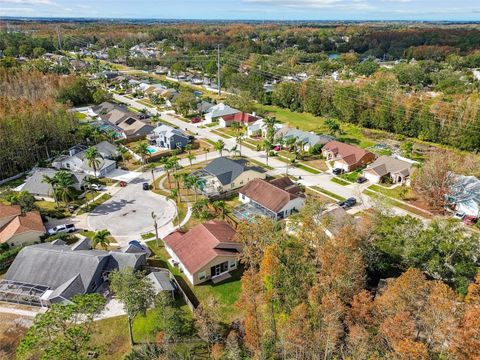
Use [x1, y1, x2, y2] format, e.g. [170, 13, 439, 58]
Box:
[273, 146, 282, 151]
[463, 216, 478, 226]
[332, 168, 345, 175]
[338, 197, 357, 209]
[119, 181, 127, 187]
[453, 212, 466, 220]
[91, 183, 104, 191]
[48, 223, 76, 235]
[191, 117, 201, 123]
[142, 182, 150, 191]
[356, 176, 367, 184]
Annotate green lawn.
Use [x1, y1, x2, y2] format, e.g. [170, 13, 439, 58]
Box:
[257, 104, 377, 149]
[339, 169, 362, 183]
[74, 112, 87, 120]
[146, 240, 243, 324]
[296, 163, 321, 174]
[331, 177, 350, 186]
[310, 186, 346, 201]
[78, 193, 112, 215]
[368, 184, 412, 200]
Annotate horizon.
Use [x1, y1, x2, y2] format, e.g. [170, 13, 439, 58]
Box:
[1, 0, 480, 22]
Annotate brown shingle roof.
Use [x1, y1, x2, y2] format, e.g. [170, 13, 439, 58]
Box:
[240, 177, 303, 213]
[323, 141, 374, 166]
[0, 204, 21, 220]
[0, 211, 45, 243]
[163, 220, 238, 274]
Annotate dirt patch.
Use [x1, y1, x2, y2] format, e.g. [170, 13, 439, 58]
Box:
[0, 313, 32, 358]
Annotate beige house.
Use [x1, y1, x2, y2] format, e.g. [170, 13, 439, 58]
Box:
[0, 204, 45, 247]
[193, 157, 266, 197]
[323, 141, 376, 172]
[363, 156, 413, 184]
[164, 220, 241, 285]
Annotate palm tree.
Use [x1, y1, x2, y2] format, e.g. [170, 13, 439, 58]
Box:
[236, 133, 244, 157]
[214, 140, 225, 157]
[83, 176, 97, 208]
[144, 163, 156, 190]
[163, 160, 174, 189]
[173, 173, 182, 201]
[192, 198, 210, 220]
[168, 189, 181, 228]
[264, 116, 278, 143]
[211, 200, 227, 219]
[186, 153, 195, 167]
[151, 212, 159, 247]
[263, 139, 272, 166]
[185, 144, 193, 155]
[92, 229, 111, 250]
[203, 147, 210, 161]
[136, 143, 150, 166]
[42, 174, 59, 208]
[186, 175, 199, 202]
[84, 147, 103, 178]
[287, 156, 297, 175]
[117, 145, 128, 162]
[54, 171, 76, 206]
[106, 129, 118, 143]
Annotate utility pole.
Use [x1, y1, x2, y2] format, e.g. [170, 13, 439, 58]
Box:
[217, 44, 221, 96]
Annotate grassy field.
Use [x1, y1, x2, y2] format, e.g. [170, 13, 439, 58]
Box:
[368, 184, 412, 200]
[339, 169, 362, 183]
[78, 193, 112, 215]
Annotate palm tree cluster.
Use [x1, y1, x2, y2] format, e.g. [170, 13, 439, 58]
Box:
[42, 170, 77, 208]
[192, 199, 229, 221]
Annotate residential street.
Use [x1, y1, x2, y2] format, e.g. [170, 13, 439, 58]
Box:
[113, 93, 427, 219]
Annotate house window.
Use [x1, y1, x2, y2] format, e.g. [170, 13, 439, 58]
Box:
[229, 261, 236, 269]
[199, 271, 206, 281]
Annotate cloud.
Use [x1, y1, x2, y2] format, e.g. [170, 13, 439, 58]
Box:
[0, 0, 54, 5]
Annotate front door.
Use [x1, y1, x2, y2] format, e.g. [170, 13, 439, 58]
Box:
[212, 261, 229, 277]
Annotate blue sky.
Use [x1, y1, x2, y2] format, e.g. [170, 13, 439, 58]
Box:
[1, 0, 479, 21]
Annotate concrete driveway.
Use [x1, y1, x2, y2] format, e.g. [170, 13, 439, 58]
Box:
[87, 172, 175, 243]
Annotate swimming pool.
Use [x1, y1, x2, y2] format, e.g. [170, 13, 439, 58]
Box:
[147, 146, 158, 154]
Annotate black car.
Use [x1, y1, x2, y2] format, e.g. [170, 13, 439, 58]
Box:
[142, 182, 150, 191]
[332, 168, 345, 175]
[356, 176, 368, 184]
[338, 197, 357, 209]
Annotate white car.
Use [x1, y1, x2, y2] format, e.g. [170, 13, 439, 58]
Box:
[48, 224, 76, 235]
[91, 183, 104, 191]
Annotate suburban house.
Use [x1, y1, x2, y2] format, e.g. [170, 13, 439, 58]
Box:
[203, 103, 241, 124]
[218, 112, 261, 128]
[276, 128, 335, 151]
[88, 101, 127, 117]
[247, 119, 283, 138]
[146, 271, 176, 297]
[234, 177, 305, 221]
[0, 237, 148, 307]
[362, 156, 413, 184]
[322, 141, 376, 172]
[445, 174, 480, 217]
[52, 141, 118, 177]
[197, 100, 215, 115]
[0, 204, 45, 247]
[147, 124, 190, 150]
[193, 157, 266, 197]
[164, 220, 241, 285]
[21, 168, 87, 199]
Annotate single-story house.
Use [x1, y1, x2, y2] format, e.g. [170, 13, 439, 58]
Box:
[52, 141, 118, 177]
[0, 204, 45, 247]
[218, 112, 261, 128]
[22, 168, 87, 198]
[147, 124, 190, 150]
[203, 103, 241, 124]
[323, 141, 376, 172]
[247, 119, 283, 138]
[88, 101, 127, 118]
[193, 157, 266, 197]
[362, 156, 413, 184]
[164, 220, 240, 285]
[445, 174, 480, 217]
[276, 128, 335, 151]
[197, 100, 215, 115]
[235, 177, 305, 221]
[1, 237, 148, 307]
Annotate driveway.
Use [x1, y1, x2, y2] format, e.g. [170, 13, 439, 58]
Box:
[106, 169, 142, 183]
[87, 172, 175, 243]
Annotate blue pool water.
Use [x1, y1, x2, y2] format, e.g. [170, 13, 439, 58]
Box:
[147, 146, 158, 154]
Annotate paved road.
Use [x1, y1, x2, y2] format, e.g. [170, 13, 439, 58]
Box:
[87, 171, 176, 242]
[114, 93, 429, 219]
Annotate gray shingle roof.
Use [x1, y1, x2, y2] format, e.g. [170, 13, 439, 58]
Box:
[147, 271, 175, 293]
[203, 157, 251, 185]
[23, 168, 87, 197]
